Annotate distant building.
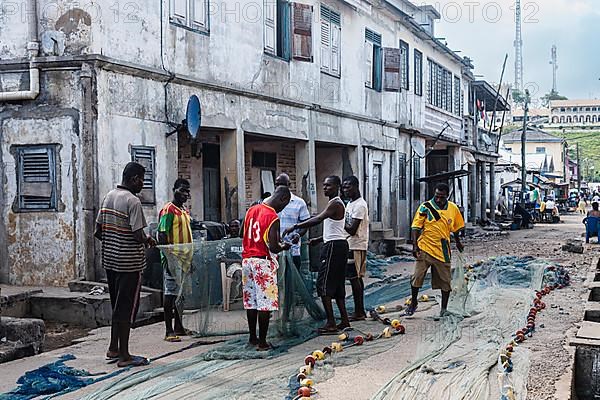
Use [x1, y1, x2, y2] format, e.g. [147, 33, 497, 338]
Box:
[548, 99, 600, 128]
[512, 108, 550, 125]
[502, 128, 567, 182]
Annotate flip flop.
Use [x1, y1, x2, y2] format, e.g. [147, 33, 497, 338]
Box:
[317, 326, 339, 335]
[256, 342, 274, 352]
[105, 354, 119, 364]
[117, 355, 149, 368]
[164, 335, 182, 342]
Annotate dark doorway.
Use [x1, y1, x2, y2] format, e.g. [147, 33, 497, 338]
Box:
[373, 163, 382, 222]
[426, 150, 449, 197]
[202, 143, 221, 221]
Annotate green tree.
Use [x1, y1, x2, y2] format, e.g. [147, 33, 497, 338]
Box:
[541, 89, 568, 107]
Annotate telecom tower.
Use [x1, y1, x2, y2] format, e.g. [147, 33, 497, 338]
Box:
[550, 45, 558, 92]
[514, 0, 524, 92]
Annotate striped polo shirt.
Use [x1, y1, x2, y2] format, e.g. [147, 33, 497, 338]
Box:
[96, 186, 147, 272]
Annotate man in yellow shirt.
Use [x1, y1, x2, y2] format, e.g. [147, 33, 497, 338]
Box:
[408, 183, 465, 318]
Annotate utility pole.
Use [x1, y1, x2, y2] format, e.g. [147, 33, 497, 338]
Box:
[576, 146, 581, 190]
[520, 89, 530, 204]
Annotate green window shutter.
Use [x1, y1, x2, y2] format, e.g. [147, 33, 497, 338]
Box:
[373, 44, 382, 92]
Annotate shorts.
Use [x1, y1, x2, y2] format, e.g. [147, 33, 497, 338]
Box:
[317, 240, 349, 298]
[106, 269, 143, 325]
[411, 250, 452, 292]
[163, 267, 180, 297]
[242, 257, 279, 311]
[346, 250, 367, 280]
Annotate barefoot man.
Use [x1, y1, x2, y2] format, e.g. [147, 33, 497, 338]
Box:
[407, 183, 464, 319]
[242, 186, 291, 351]
[283, 176, 350, 334]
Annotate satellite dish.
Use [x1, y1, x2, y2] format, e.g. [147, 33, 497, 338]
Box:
[411, 137, 426, 158]
[185, 95, 201, 139]
[463, 151, 476, 165]
[165, 95, 202, 138]
[481, 133, 492, 146]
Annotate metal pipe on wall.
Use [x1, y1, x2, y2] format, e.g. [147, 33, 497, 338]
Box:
[0, 0, 40, 102]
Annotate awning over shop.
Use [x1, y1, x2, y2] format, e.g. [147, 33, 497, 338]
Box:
[472, 81, 510, 112]
[418, 169, 470, 182]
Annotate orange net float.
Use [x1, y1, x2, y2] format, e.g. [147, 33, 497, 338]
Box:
[297, 373, 306, 382]
[322, 346, 332, 355]
[365, 333, 374, 342]
[395, 324, 406, 334]
[298, 387, 311, 397]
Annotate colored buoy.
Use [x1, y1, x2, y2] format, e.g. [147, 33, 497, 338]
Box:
[338, 332, 349, 341]
[354, 336, 365, 345]
[420, 294, 429, 302]
[376, 305, 386, 313]
[312, 350, 325, 360]
[298, 387, 311, 397]
[383, 327, 393, 338]
[396, 324, 406, 334]
[300, 378, 314, 387]
[391, 319, 401, 328]
[365, 333, 374, 342]
[304, 355, 315, 367]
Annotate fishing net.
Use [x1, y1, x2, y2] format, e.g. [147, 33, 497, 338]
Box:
[371, 255, 570, 400]
[158, 238, 325, 338]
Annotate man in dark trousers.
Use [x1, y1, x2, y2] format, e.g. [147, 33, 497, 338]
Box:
[283, 176, 350, 334]
[242, 186, 291, 351]
[408, 183, 464, 319]
[342, 176, 369, 321]
[95, 162, 156, 367]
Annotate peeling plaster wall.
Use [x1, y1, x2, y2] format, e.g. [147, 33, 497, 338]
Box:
[1, 116, 80, 286]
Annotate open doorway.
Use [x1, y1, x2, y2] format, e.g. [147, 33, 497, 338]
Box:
[202, 143, 221, 221]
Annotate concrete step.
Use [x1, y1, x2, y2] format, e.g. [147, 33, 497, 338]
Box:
[0, 286, 43, 318]
[370, 229, 394, 240]
[382, 236, 406, 246]
[29, 288, 160, 328]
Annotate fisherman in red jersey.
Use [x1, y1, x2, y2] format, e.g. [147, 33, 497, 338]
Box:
[242, 185, 291, 351]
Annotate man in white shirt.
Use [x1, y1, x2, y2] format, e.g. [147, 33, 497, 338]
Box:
[342, 176, 369, 321]
[275, 173, 310, 270]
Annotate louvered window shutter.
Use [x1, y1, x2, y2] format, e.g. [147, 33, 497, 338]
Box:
[131, 147, 156, 205]
[330, 23, 340, 75]
[384, 47, 400, 91]
[292, 3, 312, 61]
[264, 0, 277, 54]
[320, 18, 331, 72]
[18, 146, 56, 210]
[365, 40, 373, 87]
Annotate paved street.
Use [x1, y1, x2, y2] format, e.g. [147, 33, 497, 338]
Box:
[1, 214, 597, 399]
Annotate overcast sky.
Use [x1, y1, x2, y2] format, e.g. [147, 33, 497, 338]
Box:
[419, 0, 600, 102]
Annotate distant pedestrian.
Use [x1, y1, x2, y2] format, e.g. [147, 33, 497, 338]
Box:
[242, 186, 291, 351]
[342, 176, 369, 321]
[578, 197, 587, 215]
[275, 173, 310, 270]
[283, 176, 350, 334]
[95, 162, 155, 368]
[227, 219, 241, 238]
[157, 178, 193, 343]
[408, 183, 464, 319]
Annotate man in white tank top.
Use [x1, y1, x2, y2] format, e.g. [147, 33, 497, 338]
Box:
[283, 176, 350, 334]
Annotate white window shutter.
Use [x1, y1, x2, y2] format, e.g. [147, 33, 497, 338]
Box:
[330, 23, 340, 75]
[264, 0, 277, 54]
[192, 0, 206, 28]
[320, 19, 331, 72]
[171, 0, 187, 23]
[365, 40, 373, 87]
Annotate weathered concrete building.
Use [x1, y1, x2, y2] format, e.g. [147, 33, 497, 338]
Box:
[0, 0, 505, 285]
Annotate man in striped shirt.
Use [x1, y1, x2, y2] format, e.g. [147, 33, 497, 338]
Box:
[157, 178, 192, 342]
[95, 162, 155, 368]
